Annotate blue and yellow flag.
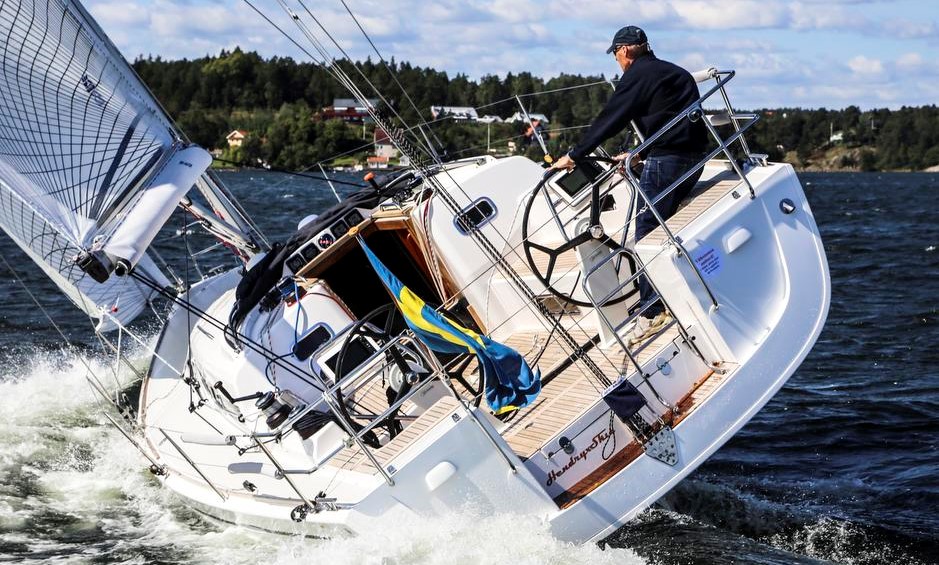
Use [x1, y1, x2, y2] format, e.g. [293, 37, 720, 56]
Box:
[359, 240, 540, 413]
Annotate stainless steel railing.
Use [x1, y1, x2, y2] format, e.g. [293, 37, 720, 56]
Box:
[574, 69, 757, 391]
[618, 69, 761, 311]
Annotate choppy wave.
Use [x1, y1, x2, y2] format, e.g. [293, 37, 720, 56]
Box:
[0, 348, 645, 564]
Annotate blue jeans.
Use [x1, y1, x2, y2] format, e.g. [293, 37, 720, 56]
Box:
[634, 154, 703, 317]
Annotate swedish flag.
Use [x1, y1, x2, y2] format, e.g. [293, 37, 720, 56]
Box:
[359, 240, 540, 413]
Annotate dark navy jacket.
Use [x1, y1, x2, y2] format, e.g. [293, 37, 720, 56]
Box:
[569, 54, 708, 160]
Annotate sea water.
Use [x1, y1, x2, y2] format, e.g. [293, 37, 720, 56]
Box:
[0, 171, 936, 564]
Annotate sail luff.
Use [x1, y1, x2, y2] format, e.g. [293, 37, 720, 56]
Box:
[0, 0, 268, 330]
[0, 0, 185, 329]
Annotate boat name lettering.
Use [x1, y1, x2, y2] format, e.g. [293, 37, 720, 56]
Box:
[545, 428, 612, 487]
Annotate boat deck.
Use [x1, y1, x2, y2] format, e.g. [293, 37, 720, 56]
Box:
[326, 320, 693, 474]
[326, 395, 461, 472]
[499, 324, 681, 459]
[323, 167, 744, 476]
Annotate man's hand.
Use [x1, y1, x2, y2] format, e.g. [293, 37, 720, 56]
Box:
[612, 151, 643, 176]
[551, 154, 575, 171]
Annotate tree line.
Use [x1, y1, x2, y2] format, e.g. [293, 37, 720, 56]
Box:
[132, 48, 939, 171]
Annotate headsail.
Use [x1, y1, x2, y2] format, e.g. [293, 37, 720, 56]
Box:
[0, 0, 211, 329]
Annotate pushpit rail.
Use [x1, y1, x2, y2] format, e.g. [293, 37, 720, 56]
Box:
[617, 68, 762, 310]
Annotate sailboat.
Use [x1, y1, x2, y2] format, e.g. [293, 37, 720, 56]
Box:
[0, 0, 829, 543]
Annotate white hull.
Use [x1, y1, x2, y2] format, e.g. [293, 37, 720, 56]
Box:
[140, 157, 829, 543]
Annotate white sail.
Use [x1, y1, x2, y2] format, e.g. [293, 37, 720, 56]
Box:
[0, 0, 210, 329]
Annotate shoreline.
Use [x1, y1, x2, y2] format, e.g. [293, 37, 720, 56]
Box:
[210, 163, 938, 174]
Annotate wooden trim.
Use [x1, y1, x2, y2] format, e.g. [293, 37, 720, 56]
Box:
[554, 440, 645, 509]
[296, 219, 378, 279]
[552, 369, 719, 509]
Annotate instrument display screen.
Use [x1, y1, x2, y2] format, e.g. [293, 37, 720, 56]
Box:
[555, 160, 603, 198]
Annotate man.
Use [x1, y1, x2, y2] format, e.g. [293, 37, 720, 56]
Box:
[552, 25, 708, 345]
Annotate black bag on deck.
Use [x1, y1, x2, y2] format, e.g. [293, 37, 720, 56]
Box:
[602, 378, 645, 421]
[227, 186, 383, 339]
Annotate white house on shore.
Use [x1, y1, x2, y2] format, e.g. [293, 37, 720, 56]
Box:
[430, 106, 478, 121]
[226, 130, 247, 148]
[506, 112, 550, 124]
[374, 128, 399, 159]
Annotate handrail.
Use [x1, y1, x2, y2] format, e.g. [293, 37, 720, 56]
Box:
[308, 367, 397, 486]
[581, 245, 711, 375]
[159, 428, 228, 502]
[255, 331, 455, 484]
[317, 326, 519, 476]
[253, 436, 316, 510]
[618, 69, 761, 310]
[412, 338, 520, 473]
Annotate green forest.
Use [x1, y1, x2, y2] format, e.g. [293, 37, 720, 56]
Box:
[132, 48, 939, 172]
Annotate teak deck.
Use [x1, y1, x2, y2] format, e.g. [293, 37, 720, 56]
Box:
[329, 322, 687, 474]
[325, 167, 741, 479]
[499, 325, 681, 459]
[642, 170, 742, 246]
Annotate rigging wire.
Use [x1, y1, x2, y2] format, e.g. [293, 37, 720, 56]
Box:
[336, 0, 447, 153]
[449, 124, 592, 158]
[303, 3, 611, 386]
[180, 213, 205, 413]
[0, 251, 131, 415]
[242, 0, 322, 62]
[252, 1, 615, 387]
[127, 269, 326, 393]
[211, 157, 366, 188]
[475, 79, 612, 112]
[238, 0, 608, 188]
[292, 0, 441, 167]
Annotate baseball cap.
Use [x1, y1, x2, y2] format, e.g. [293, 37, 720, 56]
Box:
[606, 25, 648, 53]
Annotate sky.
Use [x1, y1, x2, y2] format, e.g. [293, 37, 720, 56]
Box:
[86, 0, 939, 110]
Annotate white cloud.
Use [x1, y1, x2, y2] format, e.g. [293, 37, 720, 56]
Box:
[87, 1, 149, 27]
[789, 2, 869, 30]
[847, 55, 884, 75]
[670, 1, 790, 30]
[896, 52, 923, 70]
[883, 18, 938, 39]
[78, 0, 939, 109]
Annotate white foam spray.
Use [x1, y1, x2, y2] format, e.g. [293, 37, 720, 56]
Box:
[0, 348, 646, 564]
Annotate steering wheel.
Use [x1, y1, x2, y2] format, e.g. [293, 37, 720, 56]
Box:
[334, 304, 424, 443]
[521, 164, 639, 308]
